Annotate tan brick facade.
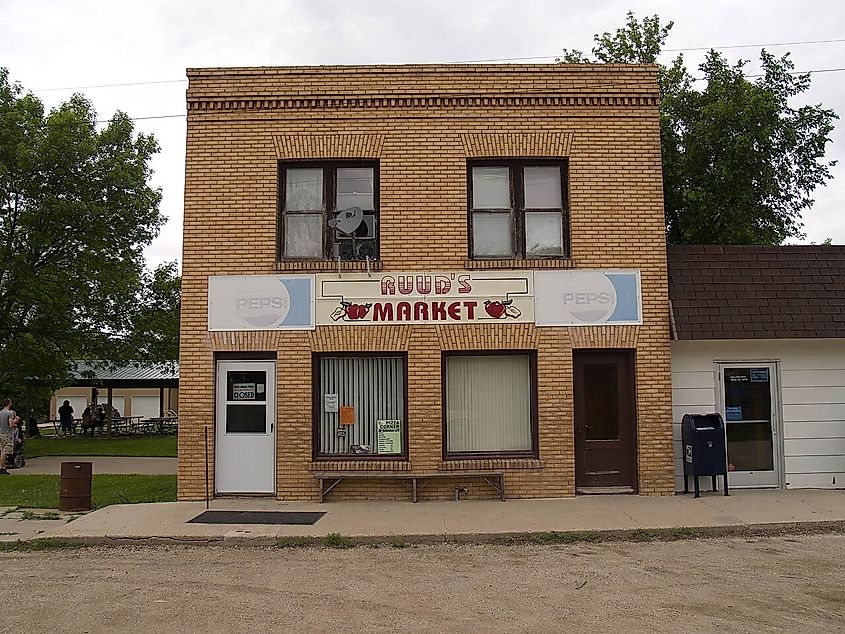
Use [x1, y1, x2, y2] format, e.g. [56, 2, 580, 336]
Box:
[179, 64, 674, 501]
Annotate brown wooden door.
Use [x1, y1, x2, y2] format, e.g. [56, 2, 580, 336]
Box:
[573, 349, 637, 490]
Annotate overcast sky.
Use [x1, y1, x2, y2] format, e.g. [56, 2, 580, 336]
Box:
[3, 0, 844, 268]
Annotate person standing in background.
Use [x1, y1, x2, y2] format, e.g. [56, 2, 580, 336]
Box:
[27, 411, 41, 439]
[58, 400, 74, 435]
[0, 399, 14, 474]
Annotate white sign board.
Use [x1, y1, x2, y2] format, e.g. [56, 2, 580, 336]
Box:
[208, 275, 315, 331]
[534, 270, 642, 326]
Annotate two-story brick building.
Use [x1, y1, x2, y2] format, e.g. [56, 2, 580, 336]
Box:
[178, 64, 675, 501]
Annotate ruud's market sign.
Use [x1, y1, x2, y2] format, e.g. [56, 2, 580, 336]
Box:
[206, 270, 642, 330]
[315, 272, 534, 325]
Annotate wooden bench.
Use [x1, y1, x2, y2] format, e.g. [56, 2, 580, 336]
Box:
[314, 470, 505, 503]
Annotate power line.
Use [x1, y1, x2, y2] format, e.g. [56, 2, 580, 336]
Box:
[450, 37, 845, 63]
[665, 37, 845, 53]
[27, 36, 845, 91]
[34, 79, 187, 92]
[40, 65, 845, 126]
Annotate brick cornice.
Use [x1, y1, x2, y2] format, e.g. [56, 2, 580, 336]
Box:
[187, 94, 659, 112]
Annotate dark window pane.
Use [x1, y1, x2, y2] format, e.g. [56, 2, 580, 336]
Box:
[226, 404, 266, 433]
[724, 368, 771, 421]
[584, 364, 619, 440]
[334, 212, 376, 240]
[226, 371, 267, 402]
[727, 422, 774, 471]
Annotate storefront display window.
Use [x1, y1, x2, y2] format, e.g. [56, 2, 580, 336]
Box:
[315, 354, 406, 458]
[444, 353, 536, 457]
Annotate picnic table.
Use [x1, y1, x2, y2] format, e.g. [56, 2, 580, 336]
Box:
[109, 416, 144, 435]
[45, 418, 82, 435]
[138, 416, 178, 435]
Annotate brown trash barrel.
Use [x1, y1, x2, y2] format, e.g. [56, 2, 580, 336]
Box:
[59, 461, 93, 511]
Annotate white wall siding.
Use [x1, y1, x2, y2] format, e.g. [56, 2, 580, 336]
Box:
[671, 339, 845, 490]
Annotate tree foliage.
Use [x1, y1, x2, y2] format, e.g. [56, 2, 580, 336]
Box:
[0, 68, 165, 400]
[560, 12, 837, 244]
[121, 261, 181, 364]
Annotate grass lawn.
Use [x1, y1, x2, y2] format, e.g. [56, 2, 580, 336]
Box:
[0, 474, 177, 509]
[26, 434, 177, 458]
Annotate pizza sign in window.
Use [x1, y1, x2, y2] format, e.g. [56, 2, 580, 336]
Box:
[232, 383, 256, 400]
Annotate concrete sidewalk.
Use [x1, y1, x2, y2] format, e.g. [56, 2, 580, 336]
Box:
[16, 456, 177, 475]
[39, 489, 845, 545]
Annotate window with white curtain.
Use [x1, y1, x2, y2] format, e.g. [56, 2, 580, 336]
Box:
[444, 353, 535, 456]
[469, 161, 567, 260]
[316, 355, 405, 458]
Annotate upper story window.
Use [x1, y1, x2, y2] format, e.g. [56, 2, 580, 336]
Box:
[468, 160, 568, 260]
[280, 162, 379, 261]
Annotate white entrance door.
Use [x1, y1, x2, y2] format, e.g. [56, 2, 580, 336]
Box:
[215, 361, 276, 494]
[717, 363, 782, 488]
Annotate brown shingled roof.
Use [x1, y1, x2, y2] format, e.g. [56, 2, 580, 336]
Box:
[668, 245, 845, 340]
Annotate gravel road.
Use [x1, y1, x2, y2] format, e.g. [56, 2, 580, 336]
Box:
[4, 535, 843, 633]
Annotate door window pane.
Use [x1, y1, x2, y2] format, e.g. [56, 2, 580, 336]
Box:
[226, 371, 267, 402]
[285, 168, 323, 211]
[472, 167, 510, 209]
[336, 167, 374, 211]
[285, 214, 323, 258]
[525, 212, 563, 256]
[583, 364, 619, 440]
[446, 355, 532, 454]
[523, 166, 562, 208]
[472, 213, 512, 257]
[226, 404, 266, 433]
[318, 356, 405, 456]
[726, 422, 774, 471]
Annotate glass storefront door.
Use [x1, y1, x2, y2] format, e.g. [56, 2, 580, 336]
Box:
[717, 363, 782, 488]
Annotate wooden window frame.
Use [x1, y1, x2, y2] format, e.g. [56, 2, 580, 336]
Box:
[311, 352, 409, 461]
[467, 159, 569, 260]
[441, 350, 540, 460]
[278, 161, 380, 262]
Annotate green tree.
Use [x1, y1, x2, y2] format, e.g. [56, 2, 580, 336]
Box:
[122, 261, 181, 364]
[559, 12, 837, 244]
[0, 68, 165, 401]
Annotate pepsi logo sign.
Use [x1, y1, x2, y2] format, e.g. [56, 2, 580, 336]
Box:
[234, 278, 291, 328]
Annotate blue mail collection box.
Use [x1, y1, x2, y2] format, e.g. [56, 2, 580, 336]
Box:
[681, 413, 729, 498]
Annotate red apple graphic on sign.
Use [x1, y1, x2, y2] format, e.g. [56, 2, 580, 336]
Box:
[346, 303, 372, 320]
[484, 299, 509, 319]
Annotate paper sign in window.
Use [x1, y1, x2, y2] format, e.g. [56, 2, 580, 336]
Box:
[324, 394, 339, 413]
[232, 383, 256, 400]
[339, 406, 355, 425]
[377, 419, 402, 454]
